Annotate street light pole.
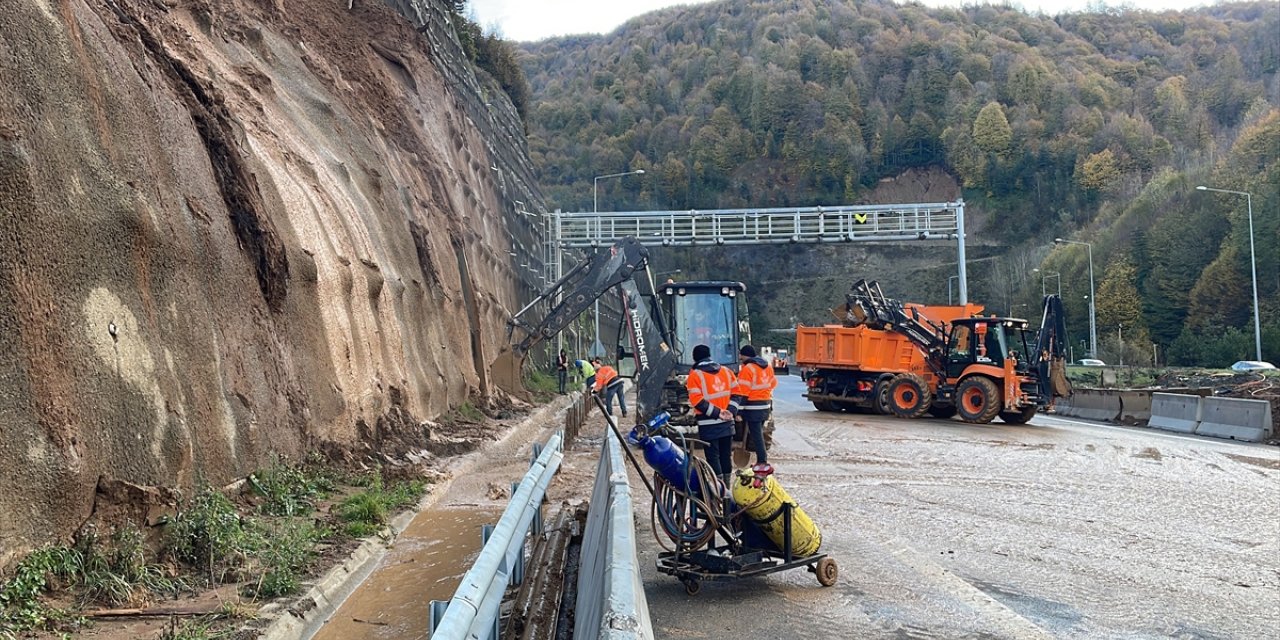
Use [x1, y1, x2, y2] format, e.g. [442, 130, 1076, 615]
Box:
[1197, 186, 1262, 361]
[590, 169, 645, 358]
[1055, 238, 1096, 358]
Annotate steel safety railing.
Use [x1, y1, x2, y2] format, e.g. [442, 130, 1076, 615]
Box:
[554, 201, 963, 248]
[429, 431, 564, 639]
[573, 425, 654, 639]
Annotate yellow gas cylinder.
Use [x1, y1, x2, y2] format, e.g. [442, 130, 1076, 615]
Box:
[731, 469, 822, 556]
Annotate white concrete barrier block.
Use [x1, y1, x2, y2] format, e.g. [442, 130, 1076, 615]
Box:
[1195, 396, 1273, 443]
[1148, 393, 1201, 434]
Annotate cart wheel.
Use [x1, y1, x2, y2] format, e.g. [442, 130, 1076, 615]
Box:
[683, 579, 702, 596]
[816, 558, 838, 587]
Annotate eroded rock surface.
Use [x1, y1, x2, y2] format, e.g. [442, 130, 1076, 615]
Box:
[0, 0, 539, 564]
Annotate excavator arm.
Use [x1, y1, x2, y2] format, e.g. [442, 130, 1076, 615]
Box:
[493, 236, 678, 423]
[1035, 294, 1073, 402]
[844, 279, 949, 378]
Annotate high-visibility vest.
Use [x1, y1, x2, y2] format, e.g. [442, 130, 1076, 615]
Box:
[593, 365, 621, 392]
[575, 360, 595, 377]
[686, 365, 736, 427]
[735, 360, 777, 410]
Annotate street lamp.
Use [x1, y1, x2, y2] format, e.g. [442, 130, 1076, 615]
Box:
[1197, 186, 1262, 361]
[593, 169, 645, 214]
[589, 169, 646, 357]
[1032, 268, 1061, 297]
[947, 275, 959, 305]
[1055, 238, 1097, 359]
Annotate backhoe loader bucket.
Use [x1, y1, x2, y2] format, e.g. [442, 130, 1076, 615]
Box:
[490, 349, 532, 401]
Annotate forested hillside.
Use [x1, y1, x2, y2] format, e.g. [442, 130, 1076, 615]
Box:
[519, 0, 1279, 366]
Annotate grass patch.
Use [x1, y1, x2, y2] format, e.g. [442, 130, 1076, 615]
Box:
[337, 474, 427, 538]
[1, 526, 180, 634]
[164, 487, 254, 584]
[247, 455, 337, 517]
[245, 521, 325, 599]
[525, 370, 560, 402]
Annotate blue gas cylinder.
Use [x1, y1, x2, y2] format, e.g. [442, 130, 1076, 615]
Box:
[642, 435, 700, 494]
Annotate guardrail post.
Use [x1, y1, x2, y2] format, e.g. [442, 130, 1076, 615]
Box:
[429, 600, 448, 633]
[482, 523, 494, 545]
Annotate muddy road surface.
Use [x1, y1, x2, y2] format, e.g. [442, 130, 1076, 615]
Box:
[637, 376, 1279, 639]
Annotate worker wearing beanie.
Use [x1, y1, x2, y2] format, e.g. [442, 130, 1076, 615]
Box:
[686, 343, 738, 482]
[732, 344, 777, 470]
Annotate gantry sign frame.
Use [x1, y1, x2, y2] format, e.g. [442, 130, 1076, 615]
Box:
[550, 201, 970, 304]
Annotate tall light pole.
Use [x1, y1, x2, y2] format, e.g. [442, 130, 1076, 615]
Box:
[589, 169, 645, 357]
[1033, 268, 1061, 297]
[1056, 238, 1096, 358]
[1197, 186, 1262, 361]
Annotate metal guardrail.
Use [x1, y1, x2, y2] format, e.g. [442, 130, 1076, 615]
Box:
[574, 427, 654, 639]
[554, 202, 963, 248]
[563, 390, 590, 442]
[429, 432, 564, 639]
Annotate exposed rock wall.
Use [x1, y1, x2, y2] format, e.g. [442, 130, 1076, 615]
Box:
[0, 0, 540, 564]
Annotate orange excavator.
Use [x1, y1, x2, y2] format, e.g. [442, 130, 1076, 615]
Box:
[796, 280, 1071, 424]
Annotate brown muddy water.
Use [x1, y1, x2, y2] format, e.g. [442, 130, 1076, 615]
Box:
[310, 507, 501, 640]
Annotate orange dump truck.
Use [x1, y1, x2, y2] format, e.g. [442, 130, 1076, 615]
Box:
[797, 303, 983, 415]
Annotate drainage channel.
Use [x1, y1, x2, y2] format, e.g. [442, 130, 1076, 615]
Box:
[308, 506, 501, 640]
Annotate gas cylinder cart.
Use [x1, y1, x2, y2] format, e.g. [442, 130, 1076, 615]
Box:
[593, 396, 838, 596]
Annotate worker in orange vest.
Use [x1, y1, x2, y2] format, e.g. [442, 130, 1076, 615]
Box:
[591, 357, 627, 418]
[686, 344, 737, 482]
[732, 345, 777, 473]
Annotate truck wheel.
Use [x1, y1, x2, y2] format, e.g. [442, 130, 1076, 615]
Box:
[812, 400, 839, 412]
[927, 404, 957, 419]
[887, 373, 931, 419]
[870, 378, 890, 414]
[956, 376, 1002, 424]
[998, 405, 1038, 424]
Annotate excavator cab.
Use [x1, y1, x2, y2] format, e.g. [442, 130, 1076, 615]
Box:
[660, 281, 748, 371]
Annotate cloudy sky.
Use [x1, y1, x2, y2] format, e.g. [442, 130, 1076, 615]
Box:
[468, 0, 1212, 42]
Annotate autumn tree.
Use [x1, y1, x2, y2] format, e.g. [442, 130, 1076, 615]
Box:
[972, 101, 1012, 157]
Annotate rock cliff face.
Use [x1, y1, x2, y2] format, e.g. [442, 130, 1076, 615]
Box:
[0, 0, 541, 564]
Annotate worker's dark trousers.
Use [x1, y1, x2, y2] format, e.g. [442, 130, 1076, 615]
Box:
[602, 382, 627, 416]
[703, 435, 733, 477]
[742, 411, 769, 464]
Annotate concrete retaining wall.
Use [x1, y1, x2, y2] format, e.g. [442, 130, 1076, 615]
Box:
[1196, 396, 1274, 443]
[1149, 393, 1202, 434]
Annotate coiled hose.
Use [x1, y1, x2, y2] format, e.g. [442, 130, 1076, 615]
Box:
[649, 434, 731, 553]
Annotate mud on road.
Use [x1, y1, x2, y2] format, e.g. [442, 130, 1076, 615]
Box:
[636, 376, 1280, 639]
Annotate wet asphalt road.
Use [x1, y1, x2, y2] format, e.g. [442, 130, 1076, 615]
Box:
[635, 375, 1280, 639]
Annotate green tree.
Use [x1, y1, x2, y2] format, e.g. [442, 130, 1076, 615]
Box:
[1096, 256, 1148, 342]
[972, 101, 1012, 157]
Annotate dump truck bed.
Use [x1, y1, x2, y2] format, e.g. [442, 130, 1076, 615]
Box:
[795, 304, 983, 373]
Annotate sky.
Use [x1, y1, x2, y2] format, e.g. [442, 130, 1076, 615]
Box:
[468, 0, 1213, 42]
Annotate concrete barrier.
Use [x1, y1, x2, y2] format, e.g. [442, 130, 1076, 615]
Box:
[1060, 389, 1121, 422]
[1149, 393, 1201, 433]
[1117, 391, 1152, 424]
[1195, 396, 1274, 443]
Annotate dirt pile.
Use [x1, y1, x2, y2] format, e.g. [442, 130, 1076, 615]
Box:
[0, 0, 540, 561]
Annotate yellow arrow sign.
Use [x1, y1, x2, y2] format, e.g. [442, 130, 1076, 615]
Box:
[854, 213, 868, 224]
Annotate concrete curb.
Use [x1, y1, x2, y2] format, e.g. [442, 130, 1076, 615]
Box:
[255, 393, 580, 640]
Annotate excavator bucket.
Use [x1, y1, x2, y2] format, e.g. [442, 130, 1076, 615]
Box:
[490, 349, 532, 401]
